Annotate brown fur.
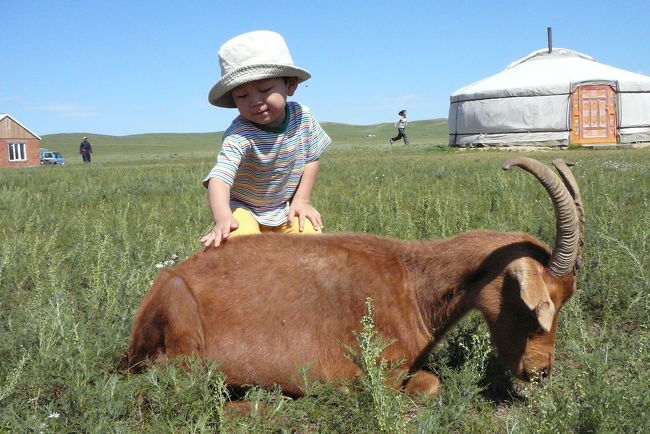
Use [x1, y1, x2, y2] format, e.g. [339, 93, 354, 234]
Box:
[122, 229, 575, 398]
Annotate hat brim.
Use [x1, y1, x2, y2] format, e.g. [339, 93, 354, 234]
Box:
[208, 64, 311, 108]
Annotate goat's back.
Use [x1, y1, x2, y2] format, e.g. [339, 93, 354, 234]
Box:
[129, 233, 432, 392]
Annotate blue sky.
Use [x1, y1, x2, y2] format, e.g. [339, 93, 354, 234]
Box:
[3, 0, 650, 136]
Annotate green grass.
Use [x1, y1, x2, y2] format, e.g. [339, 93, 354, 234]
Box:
[1, 135, 649, 432]
[39, 118, 450, 165]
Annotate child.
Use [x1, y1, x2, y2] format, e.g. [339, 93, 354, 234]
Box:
[201, 30, 332, 247]
[390, 110, 409, 145]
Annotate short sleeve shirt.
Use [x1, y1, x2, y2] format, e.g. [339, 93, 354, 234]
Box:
[203, 101, 332, 226]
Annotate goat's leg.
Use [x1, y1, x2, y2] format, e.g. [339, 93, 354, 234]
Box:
[123, 272, 205, 371]
[404, 370, 440, 397]
[158, 276, 206, 359]
[386, 367, 440, 398]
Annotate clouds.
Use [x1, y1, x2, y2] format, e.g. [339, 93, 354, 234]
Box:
[376, 94, 421, 109]
[2, 93, 98, 118]
[0, 91, 101, 134]
[25, 102, 98, 118]
[0, 93, 16, 102]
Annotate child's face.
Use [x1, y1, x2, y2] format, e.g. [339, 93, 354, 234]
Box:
[232, 77, 298, 127]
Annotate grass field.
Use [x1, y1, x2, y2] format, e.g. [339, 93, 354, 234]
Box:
[1, 126, 649, 432]
[38, 118, 450, 165]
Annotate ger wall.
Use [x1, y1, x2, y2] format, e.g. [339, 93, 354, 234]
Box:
[448, 94, 570, 148]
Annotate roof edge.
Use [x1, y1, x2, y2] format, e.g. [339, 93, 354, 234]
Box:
[0, 114, 42, 140]
[506, 48, 595, 69]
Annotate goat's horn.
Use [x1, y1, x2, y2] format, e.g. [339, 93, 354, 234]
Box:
[502, 157, 580, 277]
[551, 159, 585, 272]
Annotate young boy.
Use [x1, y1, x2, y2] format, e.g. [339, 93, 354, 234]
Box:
[201, 30, 332, 247]
[390, 110, 409, 145]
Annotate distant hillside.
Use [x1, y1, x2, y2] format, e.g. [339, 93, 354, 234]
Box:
[41, 132, 219, 148]
[320, 119, 448, 145]
[40, 118, 449, 163]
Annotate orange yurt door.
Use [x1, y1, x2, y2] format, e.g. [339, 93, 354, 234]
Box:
[571, 85, 617, 145]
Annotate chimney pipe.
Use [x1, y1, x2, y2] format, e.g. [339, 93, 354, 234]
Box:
[547, 27, 553, 53]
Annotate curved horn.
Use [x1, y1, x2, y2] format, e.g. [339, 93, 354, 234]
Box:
[552, 159, 585, 272]
[502, 157, 581, 277]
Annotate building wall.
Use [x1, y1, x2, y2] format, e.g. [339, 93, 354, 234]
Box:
[0, 138, 41, 168]
[0, 116, 41, 169]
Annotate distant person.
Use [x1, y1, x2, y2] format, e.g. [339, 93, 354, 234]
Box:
[201, 30, 332, 248]
[79, 137, 93, 163]
[390, 110, 409, 145]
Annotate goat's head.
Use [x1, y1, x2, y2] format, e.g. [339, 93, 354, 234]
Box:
[481, 158, 584, 382]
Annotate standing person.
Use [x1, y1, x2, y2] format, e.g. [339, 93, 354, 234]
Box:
[79, 137, 93, 163]
[390, 110, 409, 145]
[201, 30, 332, 248]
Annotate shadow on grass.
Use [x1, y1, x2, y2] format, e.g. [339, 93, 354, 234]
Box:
[478, 356, 525, 404]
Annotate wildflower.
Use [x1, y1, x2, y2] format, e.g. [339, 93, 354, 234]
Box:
[155, 254, 181, 269]
[48, 412, 60, 419]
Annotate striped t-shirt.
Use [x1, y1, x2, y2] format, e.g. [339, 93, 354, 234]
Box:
[203, 101, 332, 226]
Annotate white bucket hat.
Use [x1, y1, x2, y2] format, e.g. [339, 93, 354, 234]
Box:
[208, 30, 311, 108]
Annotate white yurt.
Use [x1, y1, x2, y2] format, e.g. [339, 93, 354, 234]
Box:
[448, 48, 650, 147]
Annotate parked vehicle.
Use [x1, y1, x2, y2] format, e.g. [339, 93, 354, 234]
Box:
[40, 150, 66, 165]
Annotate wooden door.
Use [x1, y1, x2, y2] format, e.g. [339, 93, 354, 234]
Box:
[570, 85, 617, 145]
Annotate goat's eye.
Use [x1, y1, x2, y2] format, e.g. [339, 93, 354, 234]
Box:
[520, 310, 545, 337]
[528, 324, 545, 338]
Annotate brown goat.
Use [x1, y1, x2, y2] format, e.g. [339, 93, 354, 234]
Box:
[122, 157, 583, 399]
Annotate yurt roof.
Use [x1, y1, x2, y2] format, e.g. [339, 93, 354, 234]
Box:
[451, 48, 650, 102]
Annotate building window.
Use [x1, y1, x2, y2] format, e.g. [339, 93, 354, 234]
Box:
[8, 143, 27, 161]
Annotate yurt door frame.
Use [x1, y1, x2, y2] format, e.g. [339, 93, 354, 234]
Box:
[570, 84, 617, 145]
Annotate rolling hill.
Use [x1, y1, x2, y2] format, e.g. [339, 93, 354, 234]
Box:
[39, 119, 450, 163]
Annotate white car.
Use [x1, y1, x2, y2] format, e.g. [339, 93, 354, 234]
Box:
[40, 150, 66, 165]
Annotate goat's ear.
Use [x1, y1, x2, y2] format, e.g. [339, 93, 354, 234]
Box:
[508, 259, 556, 333]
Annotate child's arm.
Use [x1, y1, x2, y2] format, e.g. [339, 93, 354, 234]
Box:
[201, 178, 239, 247]
[288, 160, 323, 232]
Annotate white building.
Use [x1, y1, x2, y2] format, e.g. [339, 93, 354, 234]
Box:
[448, 48, 650, 147]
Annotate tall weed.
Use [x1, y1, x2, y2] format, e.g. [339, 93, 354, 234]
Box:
[346, 298, 408, 433]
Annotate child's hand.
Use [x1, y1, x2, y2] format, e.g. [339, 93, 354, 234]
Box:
[288, 200, 323, 232]
[201, 215, 239, 247]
